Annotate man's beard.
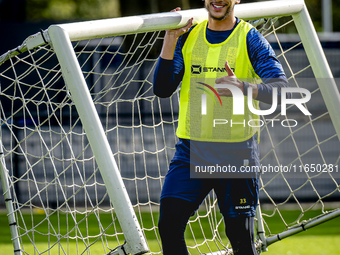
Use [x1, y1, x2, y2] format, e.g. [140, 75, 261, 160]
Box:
[205, 2, 234, 21]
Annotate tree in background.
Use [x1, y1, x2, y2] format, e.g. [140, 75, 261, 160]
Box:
[0, 0, 338, 30]
[0, 0, 120, 22]
[306, 0, 340, 32]
[27, 0, 120, 21]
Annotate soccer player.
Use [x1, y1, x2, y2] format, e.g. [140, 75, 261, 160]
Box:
[153, 0, 290, 254]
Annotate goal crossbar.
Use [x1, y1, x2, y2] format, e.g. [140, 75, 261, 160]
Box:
[1, 0, 305, 64]
[51, 0, 304, 41]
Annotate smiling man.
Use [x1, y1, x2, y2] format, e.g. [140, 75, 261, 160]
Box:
[206, 0, 237, 21]
[153, 1, 290, 254]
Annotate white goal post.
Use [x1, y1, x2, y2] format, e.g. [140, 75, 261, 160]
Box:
[0, 0, 339, 255]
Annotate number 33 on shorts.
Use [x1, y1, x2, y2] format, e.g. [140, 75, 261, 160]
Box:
[240, 198, 247, 204]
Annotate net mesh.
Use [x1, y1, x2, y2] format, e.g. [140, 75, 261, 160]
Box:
[0, 14, 339, 255]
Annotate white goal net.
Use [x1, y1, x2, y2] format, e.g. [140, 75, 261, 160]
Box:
[0, 1, 339, 255]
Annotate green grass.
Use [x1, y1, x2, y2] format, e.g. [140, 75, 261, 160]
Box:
[264, 236, 340, 255]
[0, 209, 339, 255]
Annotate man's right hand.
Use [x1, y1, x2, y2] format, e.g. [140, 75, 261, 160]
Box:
[161, 7, 193, 60]
[166, 8, 193, 40]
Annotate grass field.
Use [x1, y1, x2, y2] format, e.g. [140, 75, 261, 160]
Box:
[0, 209, 339, 255]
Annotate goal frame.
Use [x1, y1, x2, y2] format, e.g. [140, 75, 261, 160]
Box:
[6, 0, 340, 141]
[1, 0, 340, 254]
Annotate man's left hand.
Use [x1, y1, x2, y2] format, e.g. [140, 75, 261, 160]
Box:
[215, 61, 244, 97]
[215, 61, 258, 99]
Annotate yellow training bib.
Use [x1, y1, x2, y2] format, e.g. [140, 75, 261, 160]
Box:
[176, 19, 261, 142]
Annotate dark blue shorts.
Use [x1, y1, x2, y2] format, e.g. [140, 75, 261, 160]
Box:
[161, 160, 259, 217]
[160, 137, 260, 218]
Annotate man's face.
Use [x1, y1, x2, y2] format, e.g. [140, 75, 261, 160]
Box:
[204, 0, 240, 21]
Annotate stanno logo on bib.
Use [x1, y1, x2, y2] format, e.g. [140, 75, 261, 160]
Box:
[191, 65, 235, 75]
